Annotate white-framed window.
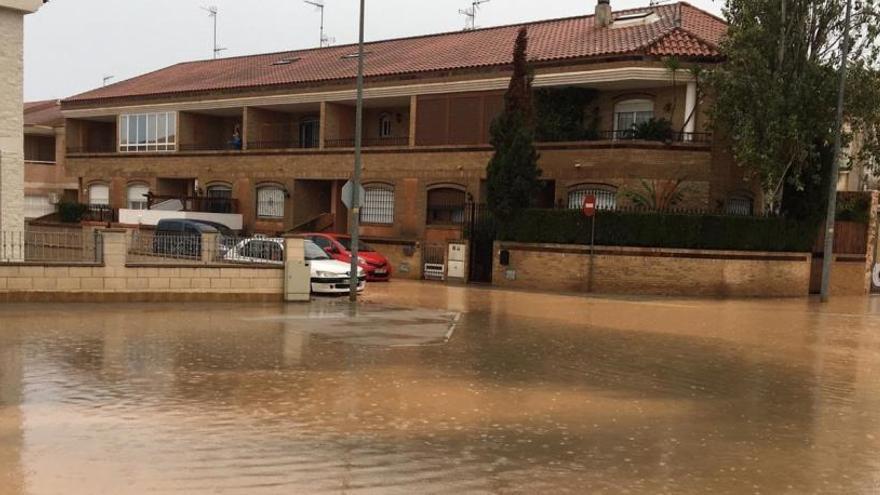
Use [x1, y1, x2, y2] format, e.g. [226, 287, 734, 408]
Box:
[256, 185, 285, 219]
[614, 99, 654, 133]
[378, 113, 393, 138]
[361, 185, 395, 224]
[726, 196, 753, 216]
[119, 112, 177, 152]
[568, 186, 617, 211]
[88, 183, 110, 207]
[127, 184, 150, 210]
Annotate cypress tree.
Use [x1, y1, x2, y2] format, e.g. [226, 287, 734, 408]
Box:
[486, 27, 542, 225]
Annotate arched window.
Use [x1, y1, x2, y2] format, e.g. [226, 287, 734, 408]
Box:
[256, 185, 285, 219]
[378, 113, 393, 138]
[726, 194, 754, 216]
[614, 99, 654, 135]
[88, 183, 110, 207]
[127, 183, 149, 210]
[568, 185, 617, 211]
[361, 184, 395, 224]
[427, 187, 466, 225]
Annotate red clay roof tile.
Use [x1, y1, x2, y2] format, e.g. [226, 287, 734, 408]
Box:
[65, 2, 725, 106]
[24, 100, 63, 127]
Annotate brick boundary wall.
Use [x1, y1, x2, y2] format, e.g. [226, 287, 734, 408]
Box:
[0, 229, 284, 302]
[493, 242, 815, 298]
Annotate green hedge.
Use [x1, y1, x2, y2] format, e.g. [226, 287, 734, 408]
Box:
[498, 209, 817, 253]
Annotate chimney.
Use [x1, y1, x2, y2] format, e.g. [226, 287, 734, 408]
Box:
[596, 0, 613, 28]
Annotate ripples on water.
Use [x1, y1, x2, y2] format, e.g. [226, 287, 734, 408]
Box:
[1, 289, 879, 494]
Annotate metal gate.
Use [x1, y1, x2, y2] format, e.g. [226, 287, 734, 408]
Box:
[464, 202, 495, 283]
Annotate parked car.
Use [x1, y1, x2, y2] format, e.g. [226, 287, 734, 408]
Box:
[303, 233, 392, 281]
[152, 219, 218, 258]
[187, 219, 238, 256]
[224, 238, 366, 294]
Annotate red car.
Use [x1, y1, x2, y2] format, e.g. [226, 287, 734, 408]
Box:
[303, 233, 392, 281]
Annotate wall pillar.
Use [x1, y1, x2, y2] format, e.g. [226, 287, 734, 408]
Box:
[0, 8, 26, 237]
[683, 81, 698, 140]
[99, 229, 128, 268]
[283, 235, 310, 302]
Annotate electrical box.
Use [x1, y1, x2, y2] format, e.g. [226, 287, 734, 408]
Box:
[285, 261, 311, 302]
[447, 243, 467, 280]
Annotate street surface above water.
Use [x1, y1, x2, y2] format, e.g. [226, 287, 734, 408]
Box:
[1, 281, 879, 494]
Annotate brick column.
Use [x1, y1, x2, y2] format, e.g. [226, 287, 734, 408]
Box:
[99, 229, 128, 268]
[201, 232, 218, 264]
[0, 8, 26, 238]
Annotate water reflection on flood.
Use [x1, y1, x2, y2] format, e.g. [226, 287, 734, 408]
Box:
[0, 283, 879, 494]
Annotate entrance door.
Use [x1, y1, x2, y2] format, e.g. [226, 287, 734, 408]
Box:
[465, 202, 494, 283]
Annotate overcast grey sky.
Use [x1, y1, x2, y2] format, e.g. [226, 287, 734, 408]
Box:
[23, 0, 723, 101]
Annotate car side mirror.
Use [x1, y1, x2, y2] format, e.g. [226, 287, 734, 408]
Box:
[324, 246, 335, 254]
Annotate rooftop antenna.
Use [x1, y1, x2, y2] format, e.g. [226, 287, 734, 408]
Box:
[304, 0, 333, 47]
[102, 75, 115, 87]
[459, 0, 490, 31]
[201, 5, 227, 59]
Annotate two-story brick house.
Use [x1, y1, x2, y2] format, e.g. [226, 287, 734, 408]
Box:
[61, 1, 755, 244]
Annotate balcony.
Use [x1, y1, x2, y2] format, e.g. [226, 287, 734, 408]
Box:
[148, 195, 240, 214]
[324, 136, 410, 148]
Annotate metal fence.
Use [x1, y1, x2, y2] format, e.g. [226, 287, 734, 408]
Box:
[214, 235, 284, 265]
[127, 230, 203, 264]
[0, 230, 101, 264]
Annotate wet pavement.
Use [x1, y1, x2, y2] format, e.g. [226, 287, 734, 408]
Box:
[1, 281, 879, 494]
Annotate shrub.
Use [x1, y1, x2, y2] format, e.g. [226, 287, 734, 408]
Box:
[633, 118, 674, 142]
[498, 209, 817, 252]
[58, 201, 89, 223]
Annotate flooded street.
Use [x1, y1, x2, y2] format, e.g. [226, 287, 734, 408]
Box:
[1, 282, 879, 494]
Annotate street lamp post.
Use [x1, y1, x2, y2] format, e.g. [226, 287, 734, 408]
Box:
[349, 0, 365, 302]
[820, 0, 852, 303]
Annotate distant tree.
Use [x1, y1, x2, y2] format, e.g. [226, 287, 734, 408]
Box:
[486, 28, 542, 223]
[707, 0, 880, 214]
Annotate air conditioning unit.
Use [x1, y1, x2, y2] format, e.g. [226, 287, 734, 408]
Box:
[48, 192, 60, 205]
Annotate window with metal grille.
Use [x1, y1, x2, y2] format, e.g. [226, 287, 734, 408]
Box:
[568, 187, 617, 211]
[360, 185, 394, 224]
[726, 196, 753, 216]
[127, 184, 149, 210]
[427, 187, 466, 225]
[256, 186, 285, 218]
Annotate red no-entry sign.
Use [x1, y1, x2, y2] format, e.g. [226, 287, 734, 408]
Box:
[582, 194, 597, 218]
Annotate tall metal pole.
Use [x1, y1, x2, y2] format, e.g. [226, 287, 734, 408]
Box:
[349, 0, 365, 302]
[820, 0, 852, 302]
[320, 5, 325, 47]
[213, 11, 218, 59]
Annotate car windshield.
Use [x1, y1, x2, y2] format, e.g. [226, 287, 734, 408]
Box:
[336, 237, 374, 252]
[304, 241, 331, 261]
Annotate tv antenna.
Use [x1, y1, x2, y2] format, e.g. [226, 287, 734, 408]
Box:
[102, 75, 115, 87]
[304, 0, 334, 47]
[459, 0, 490, 31]
[201, 5, 227, 59]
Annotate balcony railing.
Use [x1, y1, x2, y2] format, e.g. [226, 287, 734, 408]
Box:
[247, 138, 322, 150]
[67, 144, 117, 154]
[178, 142, 243, 152]
[593, 130, 713, 144]
[325, 136, 410, 148]
[147, 195, 239, 214]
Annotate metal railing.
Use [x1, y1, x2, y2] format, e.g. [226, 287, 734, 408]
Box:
[147, 195, 240, 214]
[178, 142, 243, 152]
[0, 230, 101, 264]
[593, 130, 713, 144]
[324, 136, 410, 148]
[127, 230, 203, 264]
[212, 235, 284, 265]
[66, 143, 117, 154]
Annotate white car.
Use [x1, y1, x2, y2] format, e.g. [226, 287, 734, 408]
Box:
[225, 238, 366, 294]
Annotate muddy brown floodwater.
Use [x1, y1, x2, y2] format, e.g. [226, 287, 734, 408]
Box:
[1, 281, 879, 494]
